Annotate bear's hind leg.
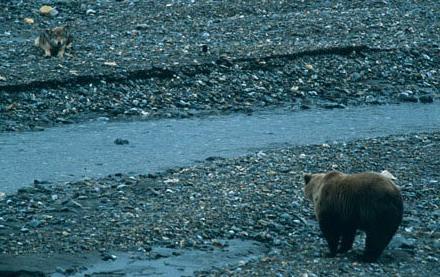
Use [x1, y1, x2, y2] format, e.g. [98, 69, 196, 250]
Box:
[363, 230, 395, 262]
[319, 217, 340, 257]
[338, 227, 356, 254]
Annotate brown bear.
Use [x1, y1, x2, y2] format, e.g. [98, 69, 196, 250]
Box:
[304, 171, 403, 262]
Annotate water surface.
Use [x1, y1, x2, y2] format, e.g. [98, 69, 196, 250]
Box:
[0, 103, 439, 193]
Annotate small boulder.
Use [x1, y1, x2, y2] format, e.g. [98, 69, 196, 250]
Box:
[114, 138, 129, 145]
[419, 95, 434, 104]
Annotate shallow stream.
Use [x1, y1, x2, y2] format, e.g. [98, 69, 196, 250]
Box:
[1, 103, 439, 193]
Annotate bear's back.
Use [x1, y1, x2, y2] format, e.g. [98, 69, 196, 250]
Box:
[318, 172, 403, 229]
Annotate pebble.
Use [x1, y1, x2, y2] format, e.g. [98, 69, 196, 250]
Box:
[280, 213, 291, 221]
[365, 95, 376, 103]
[86, 9, 97, 15]
[101, 253, 117, 261]
[29, 219, 42, 228]
[389, 234, 416, 249]
[136, 24, 149, 30]
[321, 102, 346, 109]
[419, 95, 434, 104]
[39, 5, 53, 15]
[70, 200, 83, 208]
[351, 72, 362, 82]
[24, 18, 34, 24]
[399, 92, 418, 102]
[49, 8, 59, 17]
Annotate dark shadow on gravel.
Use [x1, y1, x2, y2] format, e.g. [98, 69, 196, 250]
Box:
[0, 45, 379, 93]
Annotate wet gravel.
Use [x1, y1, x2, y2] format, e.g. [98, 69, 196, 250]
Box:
[1, 0, 439, 132]
[0, 132, 439, 275]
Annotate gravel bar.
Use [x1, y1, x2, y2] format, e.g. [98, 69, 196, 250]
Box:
[0, 132, 439, 276]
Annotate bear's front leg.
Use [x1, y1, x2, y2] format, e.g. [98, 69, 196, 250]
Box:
[319, 216, 340, 257]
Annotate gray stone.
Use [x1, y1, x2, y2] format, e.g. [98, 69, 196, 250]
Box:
[419, 95, 434, 104]
[399, 92, 418, 103]
[389, 234, 416, 249]
[114, 138, 129, 145]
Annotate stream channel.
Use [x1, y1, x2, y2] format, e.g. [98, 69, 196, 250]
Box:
[1, 102, 439, 194]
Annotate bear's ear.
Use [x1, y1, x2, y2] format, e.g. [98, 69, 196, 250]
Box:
[304, 173, 312, 184]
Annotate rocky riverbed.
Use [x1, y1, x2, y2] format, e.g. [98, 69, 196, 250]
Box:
[0, 0, 439, 132]
[0, 132, 439, 276]
[1, 0, 439, 275]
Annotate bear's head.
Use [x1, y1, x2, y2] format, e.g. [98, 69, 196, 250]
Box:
[303, 173, 326, 202]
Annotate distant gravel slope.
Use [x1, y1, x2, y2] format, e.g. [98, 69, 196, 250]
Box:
[0, 132, 438, 275]
[1, 0, 439, 85]
[0, 0, 439, 131]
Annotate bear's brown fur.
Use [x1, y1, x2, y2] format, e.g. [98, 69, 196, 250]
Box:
[304, 171, 403, 262]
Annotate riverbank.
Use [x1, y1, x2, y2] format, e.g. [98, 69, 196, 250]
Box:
[1, 131, 439, 275]
[1, 0, 439, 132]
